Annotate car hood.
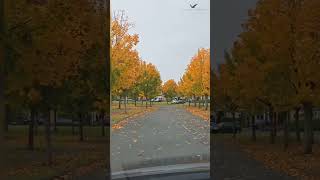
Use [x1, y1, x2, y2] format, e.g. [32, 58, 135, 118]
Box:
[112, 162, 210, 179]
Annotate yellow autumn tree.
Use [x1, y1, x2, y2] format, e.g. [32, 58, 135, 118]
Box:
[138, 61, 162, 108]
[162, 79, 178, 103]
[223, 0, 320, 152]
[178, 48, 210, 109]
[111, 10, 140, 111]
[4, 0, 109, 163]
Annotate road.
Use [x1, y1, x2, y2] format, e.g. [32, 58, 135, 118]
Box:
[111, 105, 210, 172]
[80, 105, 295, 179]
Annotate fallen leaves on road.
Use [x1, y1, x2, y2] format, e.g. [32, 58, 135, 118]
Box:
[112, 107, 158, 130]
[185, 106, 209, 121]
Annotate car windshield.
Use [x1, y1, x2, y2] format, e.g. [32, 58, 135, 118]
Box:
[111, 0, 210, 178]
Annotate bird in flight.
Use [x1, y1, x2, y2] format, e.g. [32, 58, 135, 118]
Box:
[190, 3, 198, 8]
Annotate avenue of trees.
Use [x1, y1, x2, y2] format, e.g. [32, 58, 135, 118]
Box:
[213, 0, 320, 154]
[177, 48, 210, 110]
[131, 47, 210, 110]
[111, 10, 162, 111]
[0, 0, 110, 165]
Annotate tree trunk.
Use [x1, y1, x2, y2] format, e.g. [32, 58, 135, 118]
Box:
[53, 109, 57, 133]
[188, 99, 191, 107]
[124, 96, 127, 114]
[232, 112, 236, 138]
[264, 112, 268, 129]
[198, 98, 201, 108]
[251, 115, 256, 142]
[79, 113, 84, 142]
[303, 102, 313, 154]
[283, 111, 289, 150]
[34, 111, 38, 136]
[45, 109, 53, 165]
[269, 107, 275, 144]
[194, 96, 196, 107]
[248, 114, 251, 128]
[294, 108, 301, 142]
[272, 112, 277, 143]
[216, 111, 222, 124]
[239, 113, 244, 130]
[275, 112, 278, 137]
[4, 104, 9, 132]
[202, 96, 205, 108]
[101, 112, 105, 137]
[118, 96, 121, 109]
[146, 98, 148, 109]
[134, 99, 137, 106]
[28, 107, 36, 150]
[311, 129, 314, 145]
[0, 67, 5, 141]
[71, 114, 75, 135]
[205, 95, 208, 110]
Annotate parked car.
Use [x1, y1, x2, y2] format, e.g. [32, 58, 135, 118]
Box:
[151, 97, 162, 102]
[211, 121, 241, 134]
[22, 117, 44, 125]
[179, 99, 185, 104]
[171, 99, 184, 104]
[171, 97, 185, 104]
[171, 99, 178, 104]
[210, 122, 219, 133]
[154, 98, 162, 102]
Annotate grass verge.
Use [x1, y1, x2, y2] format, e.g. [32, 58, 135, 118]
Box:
[111, 103, 158, 130]
[1, 126, 108, 180]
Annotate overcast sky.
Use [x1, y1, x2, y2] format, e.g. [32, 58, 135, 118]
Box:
[211, 0, 258, 68]
[111, 0, 210, 83]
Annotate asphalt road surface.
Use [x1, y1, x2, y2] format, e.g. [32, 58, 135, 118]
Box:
[111, 105, 210, 172]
